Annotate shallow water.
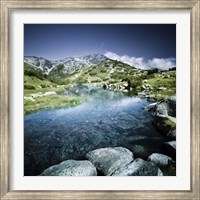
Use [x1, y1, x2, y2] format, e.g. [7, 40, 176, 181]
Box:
[24, 85, 167, 175]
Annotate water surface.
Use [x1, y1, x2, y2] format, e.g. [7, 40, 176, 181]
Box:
[24, 85, 167, 175]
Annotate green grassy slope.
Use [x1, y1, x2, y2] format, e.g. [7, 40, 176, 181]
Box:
[24, 63, 86, 114]
[24, 59, 176, 114]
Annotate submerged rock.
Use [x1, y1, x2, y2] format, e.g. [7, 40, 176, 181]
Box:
[129, 144, 147, 159]
[86, 147, 133, 176]
[40, 160, 97, 176]
[112, 158, 163, 176]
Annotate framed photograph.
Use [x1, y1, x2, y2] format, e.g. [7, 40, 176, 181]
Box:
[1, 0, 199, 199]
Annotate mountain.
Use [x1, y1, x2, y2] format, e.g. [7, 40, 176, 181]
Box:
[50, 54, 108, 76]
[24, 55, 176, 103]
[24, 54, 108, 75]
[24, 56, 54, 74]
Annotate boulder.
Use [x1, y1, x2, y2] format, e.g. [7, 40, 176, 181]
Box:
[158, 87, 167, 91]
[31, 92, 43, 98]
[86, 147, 133, 176]
[147, 153, 176, 176]
[112, 158, 163, 176]
[145, 102, 158, 111]
[153, 96, 176, 117]
[147, 153, 172, 167]
[167, 129, 176, 139]
[138, 92, 146, 98]
[43, 91, 57, 96]
[24, 96, 35, 101]
[40, 160, 97, 176]
[152, 115, 176, 140]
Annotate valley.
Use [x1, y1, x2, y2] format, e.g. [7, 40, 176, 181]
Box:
[24, 54, 176, 114]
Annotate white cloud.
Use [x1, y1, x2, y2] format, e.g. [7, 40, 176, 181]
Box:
[104, 51, 176, 70]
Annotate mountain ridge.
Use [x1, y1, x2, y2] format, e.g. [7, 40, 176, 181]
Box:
[24, 54, 108, 75]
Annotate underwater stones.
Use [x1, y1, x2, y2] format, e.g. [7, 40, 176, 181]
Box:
[112, 158, 163, 176]
[40, 160, 97, 176]
[86, 147, 133, 176]
[129, 144, 147, 159]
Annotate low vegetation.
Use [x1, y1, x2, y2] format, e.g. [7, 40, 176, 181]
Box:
[164, 119, 176, 129]
[63, 60, 176, 101]
[24, 59, 176, 114]
[24, 63, 86, 114]
[24, 95, 86, 114]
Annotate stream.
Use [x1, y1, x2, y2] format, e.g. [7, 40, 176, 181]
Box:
[24, 84, 168, 176]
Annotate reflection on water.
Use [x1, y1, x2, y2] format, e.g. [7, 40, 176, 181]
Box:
[24, 85, 167, 176]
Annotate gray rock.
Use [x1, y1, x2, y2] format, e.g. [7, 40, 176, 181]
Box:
[147, 153, 176, 176]
[138, 92, 146, 98]
[31, 92, 43, 98]
[86, 147, 133, 176]
[40, 160, 97, 176]
[158, 87, 167, 91]
[167, 129, 176, 139]
[147, 153, 172, 167]
[43, 91, 57, 96]
[112, 158, 163, 176]
[152, 115, 176, 140]
[154, 96, 176, 117]
[145, 102, 158, 111]
[24, 96, 35, 101]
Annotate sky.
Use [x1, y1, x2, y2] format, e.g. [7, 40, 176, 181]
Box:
[24, 24, 176, 69]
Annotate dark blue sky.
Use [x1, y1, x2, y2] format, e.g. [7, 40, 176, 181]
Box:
[24, 24, 176, 61]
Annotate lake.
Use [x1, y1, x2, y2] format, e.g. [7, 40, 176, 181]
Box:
[24, 85, 168, 176]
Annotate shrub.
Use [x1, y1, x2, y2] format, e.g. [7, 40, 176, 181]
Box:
[147, 68, 159, 75]
[40, 84, 48, 88]
[24, 63, 45, 80]
[89, 71, 97, 76]
[24, 84, 36, 90]
[100, 68, 107, 73]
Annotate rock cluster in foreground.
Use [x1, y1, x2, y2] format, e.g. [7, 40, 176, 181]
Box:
[146, 96, 176, 140]
[40, 147, 175, 176]
[145, 95, 176, 161]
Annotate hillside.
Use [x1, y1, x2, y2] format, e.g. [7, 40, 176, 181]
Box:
[24, 63, 87, 114]
[24, 55, 176, 114]
[24, 54, 107, 75]
[64, 59, 176, 99]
